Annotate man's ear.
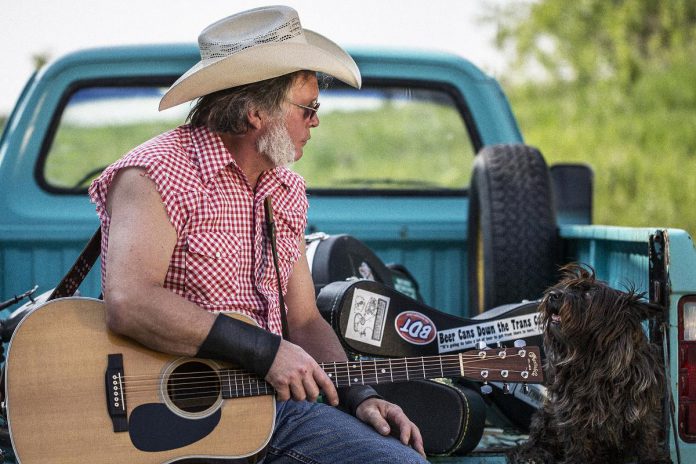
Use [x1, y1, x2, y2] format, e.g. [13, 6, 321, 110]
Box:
[247, 107, 264, 131]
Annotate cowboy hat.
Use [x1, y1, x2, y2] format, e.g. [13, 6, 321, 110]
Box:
[159, 5, 361, 111]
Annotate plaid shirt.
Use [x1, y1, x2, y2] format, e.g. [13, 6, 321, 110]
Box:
[89, 124, 308, 335]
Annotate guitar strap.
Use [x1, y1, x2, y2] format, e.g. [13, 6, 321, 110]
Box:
[264, 196, 291, 340]
[48, 227, 102, 301]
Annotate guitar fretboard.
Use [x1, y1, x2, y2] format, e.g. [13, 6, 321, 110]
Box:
[218, 357, 457, 399]
[217, 348, 540, 399]
[321, 357, 462, 388]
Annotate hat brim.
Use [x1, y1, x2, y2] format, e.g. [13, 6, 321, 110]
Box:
[159, 30, 361, 111]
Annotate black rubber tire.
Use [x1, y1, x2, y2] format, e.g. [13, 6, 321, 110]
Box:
[467, 144, 559, 315]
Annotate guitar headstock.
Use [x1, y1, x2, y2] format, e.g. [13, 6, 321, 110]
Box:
[458, 346, 544, 384]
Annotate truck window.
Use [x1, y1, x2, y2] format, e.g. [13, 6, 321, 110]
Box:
[295, 84, 475, 193]
[41, 83, 474, 193]
[41, 86, 187, 192]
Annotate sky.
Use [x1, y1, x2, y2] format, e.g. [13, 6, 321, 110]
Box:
[0, 0, 511, 114]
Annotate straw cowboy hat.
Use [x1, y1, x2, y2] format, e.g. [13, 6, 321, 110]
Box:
[159, 5, 362, 110]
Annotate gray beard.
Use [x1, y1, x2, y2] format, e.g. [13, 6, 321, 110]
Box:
[257, 120, 296, 167]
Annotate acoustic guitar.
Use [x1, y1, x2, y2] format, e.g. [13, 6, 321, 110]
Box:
[4, 297, 542, 463]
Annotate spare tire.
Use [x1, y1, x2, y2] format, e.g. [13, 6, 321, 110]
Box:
[467, 144, 559, 316]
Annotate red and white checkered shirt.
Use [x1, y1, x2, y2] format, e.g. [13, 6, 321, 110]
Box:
[89, 124, 308, 335]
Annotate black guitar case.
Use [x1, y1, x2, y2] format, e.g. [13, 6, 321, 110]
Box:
[372, 379, 486, 456]
[316, 279, 545, 436]
[306, 233, 420, 299]
[316, 280, 543, 359]
[307, 233, 545, 448]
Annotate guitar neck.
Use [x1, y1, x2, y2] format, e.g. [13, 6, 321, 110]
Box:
[218, 347, 542, 399]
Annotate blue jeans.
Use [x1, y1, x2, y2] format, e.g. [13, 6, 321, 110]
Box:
[262, 400, 429, 464]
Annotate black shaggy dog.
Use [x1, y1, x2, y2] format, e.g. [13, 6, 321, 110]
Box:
[510, 264, 670, 464]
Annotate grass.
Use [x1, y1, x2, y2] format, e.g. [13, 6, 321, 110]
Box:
[505, 67, 696, 235]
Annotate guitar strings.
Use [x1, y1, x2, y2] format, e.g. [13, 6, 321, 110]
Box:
[123, 360, 534, 404]
[122, 361, 535, 401]
[120, 352, 537, 398]
[120, 352, 532, 387]
[119, 351, 530, 382]
[120, 353, 529, 388]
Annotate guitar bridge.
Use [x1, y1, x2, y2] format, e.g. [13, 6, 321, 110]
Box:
[105, 353, 128, 432]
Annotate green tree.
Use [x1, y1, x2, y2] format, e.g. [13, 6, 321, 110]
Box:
[490, 0, 696, 234]
[494, 0, 696, 88]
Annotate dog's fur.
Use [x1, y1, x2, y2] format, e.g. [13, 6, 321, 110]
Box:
[510, 264, 670, 464]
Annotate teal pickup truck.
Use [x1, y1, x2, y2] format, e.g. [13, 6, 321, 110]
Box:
[1, 44, 695, 463]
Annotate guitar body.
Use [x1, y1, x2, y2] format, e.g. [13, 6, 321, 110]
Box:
[5, 297, 275, 464]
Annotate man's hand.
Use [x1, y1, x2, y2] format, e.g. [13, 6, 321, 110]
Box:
[265, 339, 339, 405]
[356, 397, 426, 458]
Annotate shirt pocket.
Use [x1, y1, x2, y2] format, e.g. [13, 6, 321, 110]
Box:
[185, 232, 241, 304]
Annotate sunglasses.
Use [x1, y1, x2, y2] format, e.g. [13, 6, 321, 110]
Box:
[288, 100, 320, 120]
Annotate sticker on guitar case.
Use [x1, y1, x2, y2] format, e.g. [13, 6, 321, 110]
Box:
[345, 288, 389, 347]
[437, 313, 543, 353]
[394, 311, 437, 345]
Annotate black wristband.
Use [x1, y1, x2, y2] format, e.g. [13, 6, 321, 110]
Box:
[337, 385, 383, 415]
[196, 314, 282, 379]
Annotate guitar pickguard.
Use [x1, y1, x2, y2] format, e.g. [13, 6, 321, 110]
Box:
[129, 403, 222, 452]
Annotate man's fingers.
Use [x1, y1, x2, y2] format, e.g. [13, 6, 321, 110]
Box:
[274, 384, 291, 402]
[364, 407, 391, 435]
[386, 406, 411, 441]
[398, 420, 424, 455]
[314, 369, 338, 405]
[412, 427, 426, 458]
[302, 375, 321, 402]
[289, 379, 307, 401]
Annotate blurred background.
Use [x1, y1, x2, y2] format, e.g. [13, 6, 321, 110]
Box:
[2, 0, 695, 234]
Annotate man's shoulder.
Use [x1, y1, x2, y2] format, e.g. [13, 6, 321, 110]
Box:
[89, 125, 200, 200]
[122, 125, 192, 168]
[110, 125, 203, 187]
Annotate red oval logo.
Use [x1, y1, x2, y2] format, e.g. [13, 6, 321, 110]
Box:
[394, 311, 437, 345]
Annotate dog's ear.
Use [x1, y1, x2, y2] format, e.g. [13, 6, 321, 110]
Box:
[631, 298, 665, 321]
[559, 262, 595, 281]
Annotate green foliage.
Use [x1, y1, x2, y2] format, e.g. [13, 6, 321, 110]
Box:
[506, 62, 696, 234]
[493, 0, 696, 235]
[495, 0, 696, 88]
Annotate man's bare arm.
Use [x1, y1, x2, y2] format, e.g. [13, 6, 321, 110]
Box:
[104, 167, 215, 355]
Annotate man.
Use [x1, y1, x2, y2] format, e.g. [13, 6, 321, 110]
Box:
[89, 5, 427, 463]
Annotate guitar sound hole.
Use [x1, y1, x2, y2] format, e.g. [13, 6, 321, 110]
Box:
[167, 361, 221, 413]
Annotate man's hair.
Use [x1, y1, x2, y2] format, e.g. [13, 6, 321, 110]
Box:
[187, 71, 310, 134]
